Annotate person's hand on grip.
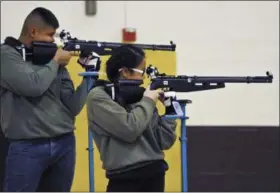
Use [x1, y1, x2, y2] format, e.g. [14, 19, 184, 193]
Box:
[143, 85, 164, 103]
[53, 48, 72, 66]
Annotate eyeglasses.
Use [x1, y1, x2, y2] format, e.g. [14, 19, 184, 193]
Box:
[131, 68, 145, 76]
[119, 68, 146, 76]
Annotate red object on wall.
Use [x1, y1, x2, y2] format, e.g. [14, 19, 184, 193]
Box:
[122, 28, 136, 42]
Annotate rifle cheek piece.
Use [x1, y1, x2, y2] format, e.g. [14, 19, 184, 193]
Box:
[31, 42, 58, 65]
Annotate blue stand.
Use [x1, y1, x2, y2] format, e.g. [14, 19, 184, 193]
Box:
[79, 72, 192, 192]
[164, 99, 192, 192]
[79, 72, 99, 192]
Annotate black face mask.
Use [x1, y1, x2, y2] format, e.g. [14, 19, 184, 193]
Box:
[94, 80, 145, 107]
[118, 86, 145, 105]
[3, 36, 57, 65]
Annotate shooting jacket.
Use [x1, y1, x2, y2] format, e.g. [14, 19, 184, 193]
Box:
[87, 86, 177, 173]
[0, 44, 88, 139]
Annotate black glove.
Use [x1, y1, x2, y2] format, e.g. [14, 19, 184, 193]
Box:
[77, 51, 101, 72]
[163, 92, 184, 116]
[162, 92, 177, 115]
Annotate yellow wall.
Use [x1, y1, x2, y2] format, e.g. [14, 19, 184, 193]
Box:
[67, 50, 181, 192]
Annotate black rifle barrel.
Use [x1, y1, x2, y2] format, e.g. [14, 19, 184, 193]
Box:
[178, 72, 273, 83]
[64, 40, 176, 51]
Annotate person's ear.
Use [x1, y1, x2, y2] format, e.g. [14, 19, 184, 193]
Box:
[120, 68, 130, 78]
[30, 27, 37, 39]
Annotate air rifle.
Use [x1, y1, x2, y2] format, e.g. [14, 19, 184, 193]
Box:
[141, 65, 273, 116]
[144, 65, 273, 94]
[102, 65, 273, 97]
[58, 30, 176, 53]
[29, 30, 176, 65]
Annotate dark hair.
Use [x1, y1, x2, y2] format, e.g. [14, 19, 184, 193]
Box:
[21, 7, 59, 34]
[106, 44, 145, 82]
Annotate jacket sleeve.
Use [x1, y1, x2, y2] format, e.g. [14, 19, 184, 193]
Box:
[0, 46, 59, 97]
[152, 110, 177, 150]
[59, 67, 88, 116]
[87, 88, 156, 143]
